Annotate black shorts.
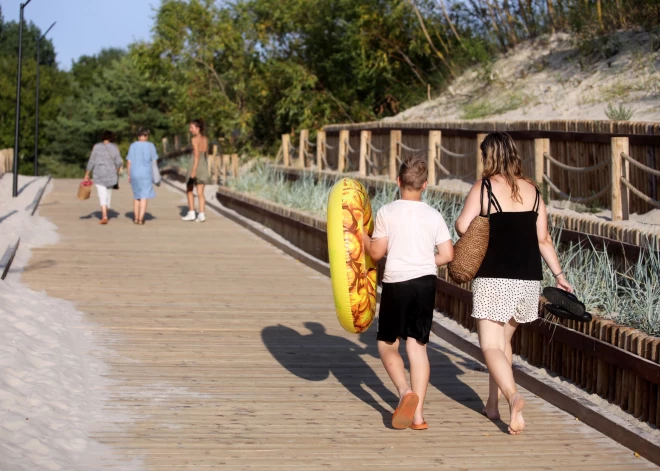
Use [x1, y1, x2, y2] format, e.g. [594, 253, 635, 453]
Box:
[377, 275, 437, 345]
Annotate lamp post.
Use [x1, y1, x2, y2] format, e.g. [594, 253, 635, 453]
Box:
[12, 0, 34, 198]
[34, 21, 56, 177]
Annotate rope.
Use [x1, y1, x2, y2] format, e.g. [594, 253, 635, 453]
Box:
[321, 151, 330, 169]
[303, 149, 314, 159]
[347, 142, 356, 154]
[544, 153, 610, 173]
[543, 175, 611, 204]
[368, 142, 384, 154]
[398, 141, 426, 153]
[365, 154, 388, 171]
[434, 156, 476, 179]
[621, 153, 660, 177]
[621, 177, 660, 208]
[324, 143, 336, 150]
[305, 139, 316, 148]
[438, 144, 476, 159]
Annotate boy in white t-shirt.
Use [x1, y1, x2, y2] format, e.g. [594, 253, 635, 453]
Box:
[363, 157, 454, 430]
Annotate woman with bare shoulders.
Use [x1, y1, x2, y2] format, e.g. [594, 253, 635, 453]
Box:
[182, 119, 212, 223]
[455, 132, 572, 435]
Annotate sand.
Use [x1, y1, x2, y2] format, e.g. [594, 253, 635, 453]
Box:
[386, 31, 660, 123]
[0, 175, 140, 471]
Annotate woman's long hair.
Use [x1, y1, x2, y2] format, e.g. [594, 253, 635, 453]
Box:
[480, 132, 531, 203]
[190, 119, 205, 136]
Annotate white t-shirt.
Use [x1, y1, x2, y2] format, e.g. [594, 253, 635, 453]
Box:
[372, 200, 451, 283]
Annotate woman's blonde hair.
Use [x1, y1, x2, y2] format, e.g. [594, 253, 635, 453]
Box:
[480, 132, 532, 203]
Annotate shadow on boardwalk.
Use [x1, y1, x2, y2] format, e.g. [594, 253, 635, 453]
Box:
[262, 321, 507, 432]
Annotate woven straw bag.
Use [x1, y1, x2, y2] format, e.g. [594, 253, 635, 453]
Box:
[78, 180, 93, 200]
[448, 179, 493, 284]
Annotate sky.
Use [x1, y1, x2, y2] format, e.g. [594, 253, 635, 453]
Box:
[3, 0, 158, 70]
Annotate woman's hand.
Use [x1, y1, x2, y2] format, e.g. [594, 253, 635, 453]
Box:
[83, 174, 90, 182]
[191, 169, 197, 179]
[555, 274, 573, 293]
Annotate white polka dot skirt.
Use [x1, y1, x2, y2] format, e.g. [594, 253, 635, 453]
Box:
[472, 278, 541, 324]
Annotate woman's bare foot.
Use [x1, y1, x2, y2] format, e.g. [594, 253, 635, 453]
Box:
[508, 393, 525, 435]
[481, 405, 500, 421]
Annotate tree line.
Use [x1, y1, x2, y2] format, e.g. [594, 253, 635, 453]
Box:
[0, 1, 657, 176]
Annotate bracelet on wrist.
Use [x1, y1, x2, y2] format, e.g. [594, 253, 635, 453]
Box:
[553, 271, 564, 278]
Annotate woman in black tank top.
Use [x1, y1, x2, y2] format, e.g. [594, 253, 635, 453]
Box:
[455, 132, 572, 435]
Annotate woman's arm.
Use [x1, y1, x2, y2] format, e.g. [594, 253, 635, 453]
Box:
[84, 146, 96, 181]
[114, 145, 123, 171]
[536, 199, 573, 292]
[126, 145, 132, 183]
[191, 138, 200, 178]
[435, 240, 454, 266]
[455, 180, 483, 236]
[363, 233, 388, 262]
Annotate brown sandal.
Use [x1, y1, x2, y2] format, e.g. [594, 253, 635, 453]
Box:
[99, 218, 108, 225]
[410, 421, 428, 430]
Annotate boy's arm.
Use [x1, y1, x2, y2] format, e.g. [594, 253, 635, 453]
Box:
[434, 240, 454, 266]
[363, 233, 387, 262]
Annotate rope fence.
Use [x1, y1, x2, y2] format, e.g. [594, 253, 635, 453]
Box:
[544, 153, 610, 173]
[276, 132, 657, 221]
[543, 175, 612, 204]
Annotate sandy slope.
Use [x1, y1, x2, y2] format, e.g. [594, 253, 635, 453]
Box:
[0, 176, 139, 471]
[386, 31, 660, 123]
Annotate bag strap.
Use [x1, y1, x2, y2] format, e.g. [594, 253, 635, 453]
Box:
[480, 178, 493, 218]
[533, 187, 541, 213]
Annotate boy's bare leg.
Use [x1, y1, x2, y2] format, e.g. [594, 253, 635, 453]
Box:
[186, 185, 195, 211]
[197, 184, 206, 213]
[478, 319, 525, 434]
[378, 339, 412, 400]
[484, 318, 517, 419]
[406, 337, 429, 425]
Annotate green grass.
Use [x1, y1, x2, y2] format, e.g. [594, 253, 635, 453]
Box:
[460, 92, 527, 120]
[229, 164, 660, 336]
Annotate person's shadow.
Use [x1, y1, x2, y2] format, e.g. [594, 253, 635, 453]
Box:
[79, 209, 120, 221]
[178, 205, 190, 217]
[261, 322, 399, 428]
[124, 211, 156, 221]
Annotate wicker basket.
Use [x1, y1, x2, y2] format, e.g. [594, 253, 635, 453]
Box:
[448, 215, 490, 284]
[78, 181, 92, 200]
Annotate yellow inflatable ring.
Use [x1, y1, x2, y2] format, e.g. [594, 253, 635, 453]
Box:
[327, 178, 377, 333]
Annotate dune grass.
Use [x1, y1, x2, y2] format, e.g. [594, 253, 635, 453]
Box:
[229, 164, 660, 336]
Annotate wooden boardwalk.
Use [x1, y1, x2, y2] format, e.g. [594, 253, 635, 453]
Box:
[22, 179, 655, 470]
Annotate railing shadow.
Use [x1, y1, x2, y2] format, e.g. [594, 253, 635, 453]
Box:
[0, 210, 18, 224]
[17, 178, 39, 196]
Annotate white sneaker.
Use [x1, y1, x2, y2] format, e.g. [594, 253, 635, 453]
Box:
[195, 212, 206, 223]
[182, 211, 196, 221]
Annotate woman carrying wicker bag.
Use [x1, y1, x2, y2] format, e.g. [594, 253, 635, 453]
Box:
[455, 132, 572, 435]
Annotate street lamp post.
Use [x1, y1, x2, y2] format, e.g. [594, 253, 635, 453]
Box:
[12, 0, 34, 197]
[34, 21, 56, 177]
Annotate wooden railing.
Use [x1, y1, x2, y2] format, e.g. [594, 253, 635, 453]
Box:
[278, 120, 660, 219]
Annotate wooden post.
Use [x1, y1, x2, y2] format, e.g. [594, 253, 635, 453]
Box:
[338, 130, 349, 173]
[174, 135, 180, 150]
[316, 131, 326, 171]
[231, 154, 239, 179]
[534, 138, 550, 186]
[611, 137, 629, 221]
[389, 130, 401, 180]
[162, 137, 168, 155]
[282, 134, 291, 167]
[211, 145, 219, 183]
[298, 129, 309, 169]
[476, 133, 487, 179]
[222, 154, 230, 184]
[359, 130, 371, 177]
[428, 131, 441, 186]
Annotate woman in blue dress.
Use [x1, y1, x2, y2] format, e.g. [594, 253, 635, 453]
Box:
[126, 127, 159, 225]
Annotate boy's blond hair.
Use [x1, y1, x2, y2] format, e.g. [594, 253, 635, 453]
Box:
[398, 157, 428, 190]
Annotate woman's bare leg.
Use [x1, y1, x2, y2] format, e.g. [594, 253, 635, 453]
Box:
[138, 199, 148, 222]
[406, 337, 429, 425]
[186, 184, 195, 211]
[133, 200, 139, 222]
[100, 205, 108, 221]
[196, 183, 206, 213]
[478, 319, 525, 434]
[378, 339, 412, 399]
[483, 318, 518, 420]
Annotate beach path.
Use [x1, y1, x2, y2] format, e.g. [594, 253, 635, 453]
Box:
[21, 178, 656, 470]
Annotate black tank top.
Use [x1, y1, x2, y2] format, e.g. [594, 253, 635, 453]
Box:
[475, 178, 543, 281]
